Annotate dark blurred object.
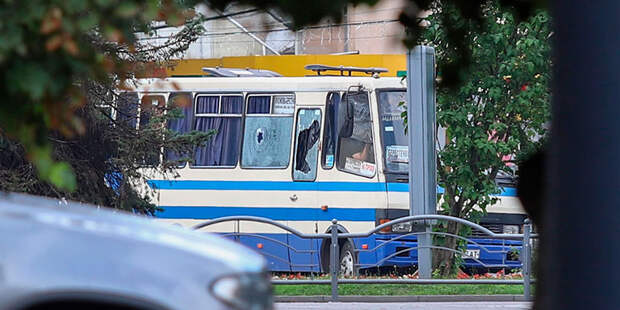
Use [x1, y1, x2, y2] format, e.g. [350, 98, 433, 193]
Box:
[517, 149, 545, 228]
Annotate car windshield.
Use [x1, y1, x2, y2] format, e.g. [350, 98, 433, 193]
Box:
[377, 90, 409, 174]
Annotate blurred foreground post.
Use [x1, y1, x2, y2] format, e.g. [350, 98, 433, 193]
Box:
[522, 219, 532, 301]
[545, 1, 620, 308]
[330, 219, 339, 301]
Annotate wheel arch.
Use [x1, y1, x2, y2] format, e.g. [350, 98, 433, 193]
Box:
[319, 224, 357, 273]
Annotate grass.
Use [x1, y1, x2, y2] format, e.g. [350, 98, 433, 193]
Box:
[274, 284, 526, 296]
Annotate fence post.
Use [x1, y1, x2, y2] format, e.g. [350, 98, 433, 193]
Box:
[330, 219, 339, 301]
[522, 218, 532, 301]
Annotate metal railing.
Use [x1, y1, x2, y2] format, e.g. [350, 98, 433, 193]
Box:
[194, 215, 537, 302]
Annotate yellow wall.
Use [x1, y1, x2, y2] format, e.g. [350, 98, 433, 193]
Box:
[165, 54, 407, 77]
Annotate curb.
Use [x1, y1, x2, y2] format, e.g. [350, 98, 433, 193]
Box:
[275, 295, 529, 303]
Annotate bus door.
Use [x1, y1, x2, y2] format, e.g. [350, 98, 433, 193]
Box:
[318, 90, 383, 267]
[377, 90, 410, 212]
[289, 107, 322, 272]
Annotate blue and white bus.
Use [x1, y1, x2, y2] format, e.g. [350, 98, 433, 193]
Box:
[127, 67, 526, 274]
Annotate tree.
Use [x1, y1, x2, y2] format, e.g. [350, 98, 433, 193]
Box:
[0, 0, 203, 191]
[0, 1, 211, 212]
[0, 0, 543, 192]
[419, 1, 552, 275]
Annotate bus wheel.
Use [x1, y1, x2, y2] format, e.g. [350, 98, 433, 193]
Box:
[339, 242, 357, 277]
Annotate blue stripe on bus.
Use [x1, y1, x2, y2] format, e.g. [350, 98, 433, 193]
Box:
[147, 180, 516, 197]
[156, 206, 376, 221]
[386, 183, 446, 193]
[386, 183, 516, 196]
[147, 180, 386, 192]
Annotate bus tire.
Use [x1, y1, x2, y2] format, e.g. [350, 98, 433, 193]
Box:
[339, 241, 357, 277]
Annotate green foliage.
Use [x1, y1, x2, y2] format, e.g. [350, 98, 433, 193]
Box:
[0, 0, 197, 190]
[417, 1, 552, 274]
[0, 0, 212, 212]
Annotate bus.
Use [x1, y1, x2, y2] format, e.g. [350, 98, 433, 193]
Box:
[125, 66, 526, 274]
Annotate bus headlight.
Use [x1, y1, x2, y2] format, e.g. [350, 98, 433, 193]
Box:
[210, 272, 273, 310]
[392, 222, 412, 233]
[502, 225, 520, 234]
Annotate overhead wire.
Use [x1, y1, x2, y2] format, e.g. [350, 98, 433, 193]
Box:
[139, 19, 401, 40]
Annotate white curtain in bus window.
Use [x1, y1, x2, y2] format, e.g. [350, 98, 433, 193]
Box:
[165, 93, 193, 164]
[242, 95, 294, 168]
[337, 92, 376, 177]
[193, 95, 243, 167]
[294, 109, 321, 181]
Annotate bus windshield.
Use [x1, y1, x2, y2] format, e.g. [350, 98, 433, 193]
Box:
[377, 90, 409, 174]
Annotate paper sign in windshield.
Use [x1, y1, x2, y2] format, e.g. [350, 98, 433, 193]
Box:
[344, 157, 376, 177]
[273, 95, 295, 114]
[386, 145, 409, 163]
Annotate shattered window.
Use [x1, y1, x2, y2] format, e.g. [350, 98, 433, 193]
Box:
[241, 94, 295, 168]
[321, 92, 339, 169]
[294, 109, 322, 181]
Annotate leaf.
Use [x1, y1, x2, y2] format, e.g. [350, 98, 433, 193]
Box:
[116, 3, 139, 18]
[10, 63, 50, 100]
[45, 34, 64, 52]
[40, 7, 62, 34]
[48, 162, 77, 191]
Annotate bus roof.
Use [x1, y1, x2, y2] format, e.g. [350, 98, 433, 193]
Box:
[130, 76, 406, 93]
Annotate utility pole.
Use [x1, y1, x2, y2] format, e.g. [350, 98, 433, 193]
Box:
[407, 46, 436, 279]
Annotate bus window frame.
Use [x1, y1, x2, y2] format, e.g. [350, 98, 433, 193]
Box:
[240, 92, 296, 170]
[189, 92, 244, 169]
[165, 92, 194, 169]
[335, 90, 377, 179]
[321, 91, 340, 170]
[375, 88, 408, 177]
[292, 108, 322, 182]
[139, 94, 167, 129]
[135, 92, 168, 167]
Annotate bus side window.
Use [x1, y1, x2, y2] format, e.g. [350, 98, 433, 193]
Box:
[293, 109, 322, 181]
[139, 95, 166, 130]
[336, 92, 376, 178]
[116, 92, 139, 130]
[321, 92, 339, 169]
[192, 95, 244, 167]
[241, 94, 295, 169]
[139, 95, 166, 166]
[165, 92, 193, 167]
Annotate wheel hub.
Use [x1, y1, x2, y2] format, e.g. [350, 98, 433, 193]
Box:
[340, 250, 354, 276]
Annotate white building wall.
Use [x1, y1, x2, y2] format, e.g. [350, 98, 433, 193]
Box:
[138, 0, 408, 59]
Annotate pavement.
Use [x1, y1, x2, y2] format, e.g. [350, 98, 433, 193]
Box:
[275, 302, 532, 310]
